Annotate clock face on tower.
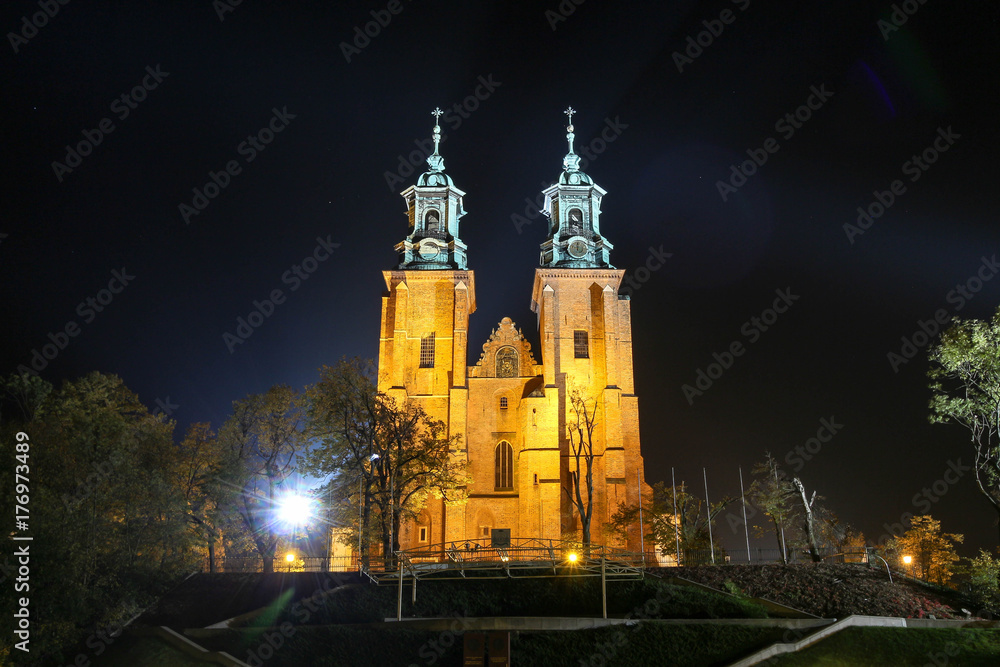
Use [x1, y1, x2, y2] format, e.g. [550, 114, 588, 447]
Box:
[567, 239, 588, 259]
[418, 240, 442, 260]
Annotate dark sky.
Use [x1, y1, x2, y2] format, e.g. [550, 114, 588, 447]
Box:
[4, 0, 1000, 556]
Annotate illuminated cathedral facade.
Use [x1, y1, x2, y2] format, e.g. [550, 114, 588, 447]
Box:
[374, 108, 650, 554]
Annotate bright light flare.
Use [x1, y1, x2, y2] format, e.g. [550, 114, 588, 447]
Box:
[286, 552, 296, 563]
[902, 555, 912, 565]
[568, 552, 578, 563]
[276, 493, 314, 527]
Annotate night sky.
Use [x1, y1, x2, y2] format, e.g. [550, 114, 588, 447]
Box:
[4, 1, 1000, 556]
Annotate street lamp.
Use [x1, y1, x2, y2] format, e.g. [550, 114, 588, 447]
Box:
[902, 555, 913, 577]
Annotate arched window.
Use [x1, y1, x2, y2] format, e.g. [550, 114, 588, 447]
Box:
[496, 347, 518, 378]
[495, 441, 513, 490]
[425, 209, 440, 232]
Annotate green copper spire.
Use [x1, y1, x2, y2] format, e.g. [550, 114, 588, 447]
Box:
[562, 106, 582, 173]
[538, 107, 612, 268]
[395, 107, 469, 270]
[426, 107, 445, 173]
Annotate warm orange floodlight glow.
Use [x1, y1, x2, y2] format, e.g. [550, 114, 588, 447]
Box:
[902, 555, 912, 565]
[568, 552, 578, 563]
[286, 552, 295, 563]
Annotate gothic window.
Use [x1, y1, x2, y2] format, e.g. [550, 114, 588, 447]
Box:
[418, 527, 427, 542]
[574, 330, 589, 358]
[495, 441, 513, 491]
[419, 333, 435, 368]
[500, 396, 508, 410]
[496, 346, 518, 378]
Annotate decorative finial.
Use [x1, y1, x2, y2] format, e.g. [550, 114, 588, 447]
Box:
[564, 106, 576, 132]
[427, 107, 445, 172]
[562, 106, 580, 171]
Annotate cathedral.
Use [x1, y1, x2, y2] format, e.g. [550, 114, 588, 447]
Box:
[374, 108, 651, 555]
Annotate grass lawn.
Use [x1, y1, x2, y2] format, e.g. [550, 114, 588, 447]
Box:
[769, 627, 1000, 666]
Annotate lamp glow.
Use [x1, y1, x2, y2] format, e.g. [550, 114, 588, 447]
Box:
[286, 552, 295, 563]
[277, 493, 314, 527]
[568, 552, 578, 563]
[902, 555, 912, 565]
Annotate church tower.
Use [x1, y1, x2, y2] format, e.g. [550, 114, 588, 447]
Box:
[377, 109, 475, 550]
[530, 108, 647, 549]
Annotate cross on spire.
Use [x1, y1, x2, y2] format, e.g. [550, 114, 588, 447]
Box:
[430, 107, 444, 161]
[564, 106, 576, 130]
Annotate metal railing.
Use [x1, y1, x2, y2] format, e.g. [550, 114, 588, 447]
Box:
[199, 546, 871, 573]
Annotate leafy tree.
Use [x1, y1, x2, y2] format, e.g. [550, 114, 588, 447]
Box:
[885, 515, 964, 584]
[748, 453, 795, 564]
[963, 549, 1000, 613]
[565, 389, 598, 546]
[218, 385, 305, 572]
[609, 480, 731, 564]
[302, 359, 467, 567]
[0, 372, 196, 661]
[928, 309, 1000, 544]
[175, 422, 239, 572]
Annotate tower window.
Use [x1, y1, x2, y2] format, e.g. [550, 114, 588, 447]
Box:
[425, 209, 440, 232]
[567, 208, 584, 229]
[418, 527, 428, 542]
[419, 333, 435, 368]
[500, 396, 508, 409]
[574, 330, 589, 358]
[495, 441, 513, 491]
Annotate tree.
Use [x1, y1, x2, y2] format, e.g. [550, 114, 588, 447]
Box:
[748, 453, 795, 564]
[609, 480, 731, 564]
[175, 422, 237, 572]
[218, 385, 305, 573]
[928, 309, 1000, 544]
[963, 549, 1000, 613]
[886, 515, 964, 584]
[564, 390, 598, 546]
[302, 359, 467, 568]
[0, 372, 196, 661]
[791, 476, 824, 562]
